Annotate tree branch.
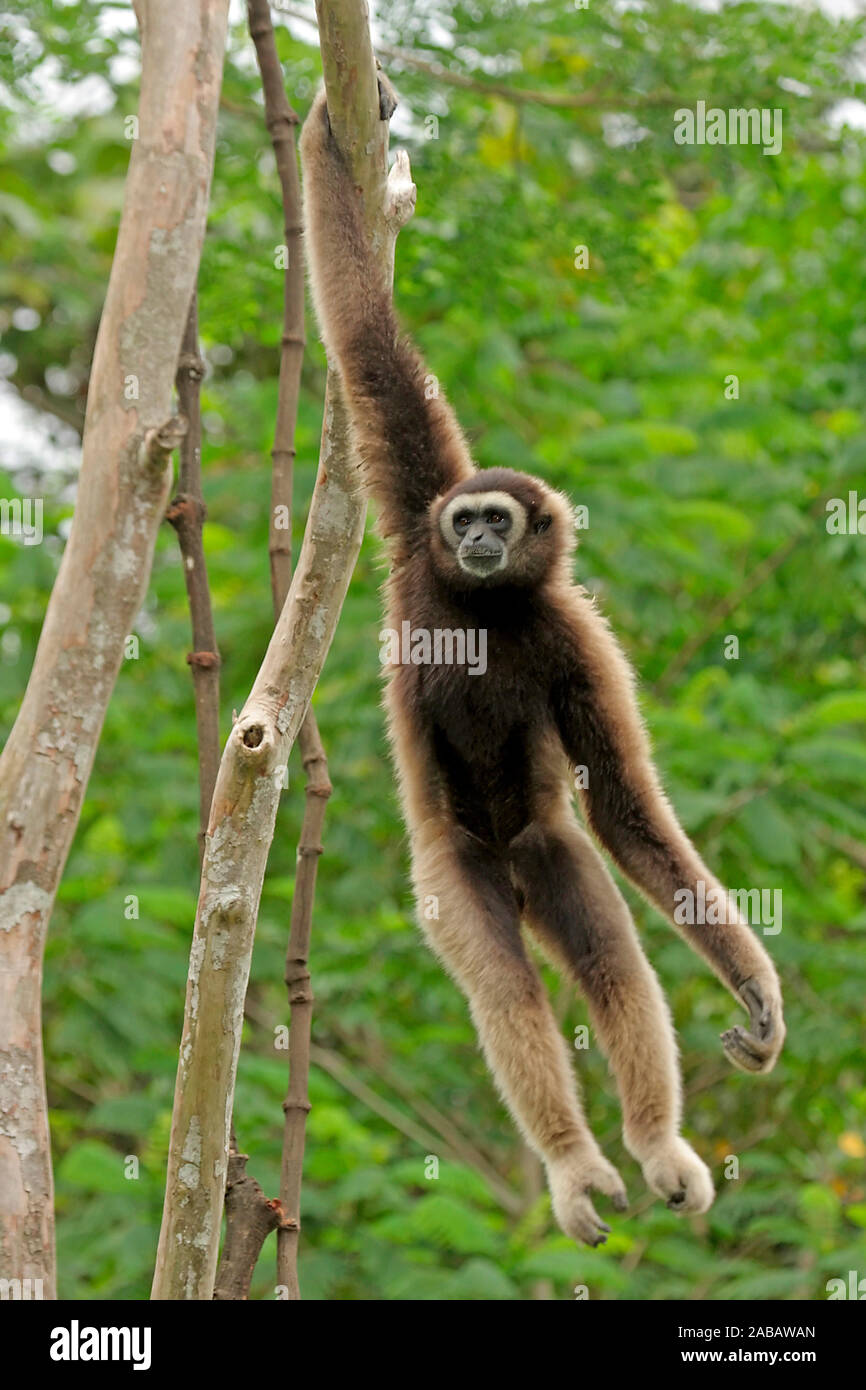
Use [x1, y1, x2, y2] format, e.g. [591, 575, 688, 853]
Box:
[277, 726, 330, 1297]
[212, 1137, 285, 1300]
[0, 0, 231, 1299]
[166, 291, 222, 861]
[151, 0, 411, 1301]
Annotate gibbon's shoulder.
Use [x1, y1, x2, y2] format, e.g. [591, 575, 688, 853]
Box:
[547, 578, 642, 692]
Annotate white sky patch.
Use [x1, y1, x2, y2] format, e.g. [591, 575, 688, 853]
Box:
[0, 383, 81, 477]
[602, 112, 651, 148]
[778, 75, 813, 97]
[828, 97, 866, 129]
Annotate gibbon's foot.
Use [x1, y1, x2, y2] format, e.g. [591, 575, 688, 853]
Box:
[721, 976, 785, 1074]
[546, 1149, 628, 1247]
[377, 71, 398, 122]
[639, 1136, 714, 1214]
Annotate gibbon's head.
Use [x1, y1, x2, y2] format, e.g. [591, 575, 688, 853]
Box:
[431, 468, 575, 590]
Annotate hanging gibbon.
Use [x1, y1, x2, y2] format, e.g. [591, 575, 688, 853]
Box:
[299, 79, 784, 1246]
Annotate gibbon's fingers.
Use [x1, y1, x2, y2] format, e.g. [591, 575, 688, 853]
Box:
[721, 1024, 783, 1074]
[385, 150, 416, 230]
[547, 1151, 629, 1247]
[721, 975, 785, 1074]
[639, 1137, 715, 1215]
[722, 1026, 772, 1073]
[377, 70, 399, 122]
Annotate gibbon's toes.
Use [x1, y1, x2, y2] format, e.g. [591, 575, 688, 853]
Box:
[547, 1152, 628, 1246]
[589, 1155, 629, 1214]
[641, 1137, 715, 1216]
[559, 1193, 611, 1248]
[721, 977, 785, 1074]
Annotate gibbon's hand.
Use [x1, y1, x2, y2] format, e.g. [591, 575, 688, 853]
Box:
[304, 69, 397, 144]
[377, 69, 398, 122]
[546, 1147, 628, 1248]
[376, 74, 416, 229]
[721, 976, 786, 1074]
[385, 150, 417, 230]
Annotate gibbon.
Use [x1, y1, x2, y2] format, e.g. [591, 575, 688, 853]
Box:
[299, 81, 785, 1246]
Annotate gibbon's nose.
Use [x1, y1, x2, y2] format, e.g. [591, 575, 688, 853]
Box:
[468, 527, 485, 543]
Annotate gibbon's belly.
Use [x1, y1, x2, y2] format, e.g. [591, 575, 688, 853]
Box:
[415, 651, 551, 847]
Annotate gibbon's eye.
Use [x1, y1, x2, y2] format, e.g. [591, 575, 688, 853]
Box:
[485, 509, 512, 532]
[453, 512, 473, 533]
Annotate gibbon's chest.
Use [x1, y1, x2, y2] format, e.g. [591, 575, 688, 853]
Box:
[405, 616, 552, 762]
[403, 628, 554, 845]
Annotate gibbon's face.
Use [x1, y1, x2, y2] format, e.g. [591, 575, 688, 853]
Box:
[431, 468, 573, 590]
[441, 489, 527, 578]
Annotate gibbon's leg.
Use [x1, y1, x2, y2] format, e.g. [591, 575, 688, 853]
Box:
[410, 815, 628, 1244]
[385, 689, 626, 1242]
[509, 804, 715, 1215]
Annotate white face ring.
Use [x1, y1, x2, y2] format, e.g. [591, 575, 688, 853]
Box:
[439, 491, 529, 551]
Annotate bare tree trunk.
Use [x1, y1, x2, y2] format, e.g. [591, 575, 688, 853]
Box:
[151, 0, 415, 1301]
[0, 0, 230, 1298]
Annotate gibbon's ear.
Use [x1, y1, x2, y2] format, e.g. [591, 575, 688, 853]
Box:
[534, 515, 552, 534]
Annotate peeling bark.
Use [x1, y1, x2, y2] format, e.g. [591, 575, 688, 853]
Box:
[0, 0, 230, 1297]
[151, 0, 414, 1301]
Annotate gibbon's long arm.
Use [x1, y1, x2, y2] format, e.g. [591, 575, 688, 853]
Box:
[299, 88, 474, 551]
[552, 605, 785, 1074]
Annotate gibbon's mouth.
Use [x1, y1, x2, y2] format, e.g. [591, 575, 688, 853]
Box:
[458, 548, 505, 576]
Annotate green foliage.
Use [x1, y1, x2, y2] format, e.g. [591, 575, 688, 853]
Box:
[1, 0, 865, 1300]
